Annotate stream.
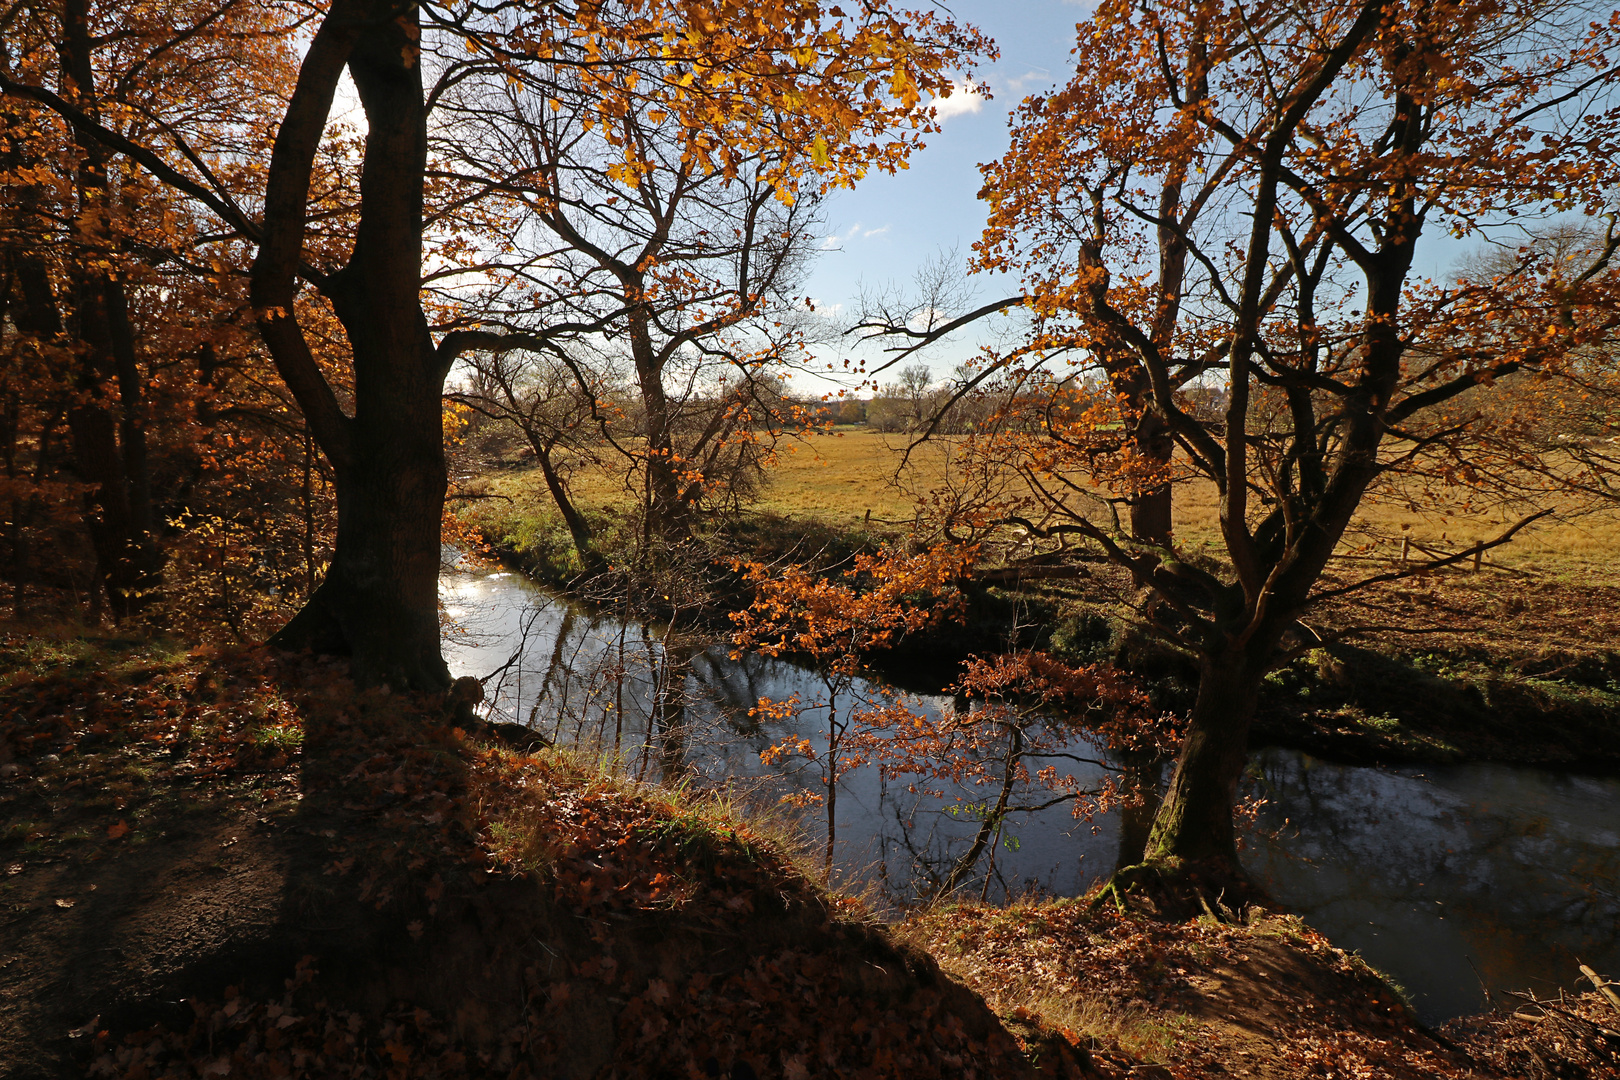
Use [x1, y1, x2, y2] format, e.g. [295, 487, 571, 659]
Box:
[440, 562, 1620, 1024]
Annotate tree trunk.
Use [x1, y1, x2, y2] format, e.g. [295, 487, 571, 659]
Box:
[1129, 485, 1172, 549]
[1128, 407, 1174, 547]
[1141, 654, 1264, 870]
[2, 385, 28, 616]
[534, 441, 602, 574]
[8, 0, 457, 686]
[267, 8, 450, 692]
[59, 0, 164, 618]
[67, 399, 161, 617]
[824, 707, 842, 875]
[628, 311, 689, 540]
[7, 241, 162, 619]
[639, 398, 688, 539]
[651, 641, 695, 783]
[942, 724, 1020, 896]
[273, 430, 449, 691]
[1113, 748, 1165, 869]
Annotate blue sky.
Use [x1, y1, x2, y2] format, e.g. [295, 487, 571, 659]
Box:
[794, 0, 1499, 393]
[798, 1, 1090, 386]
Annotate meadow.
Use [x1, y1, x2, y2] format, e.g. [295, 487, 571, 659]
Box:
[479, 429, 1620, 581]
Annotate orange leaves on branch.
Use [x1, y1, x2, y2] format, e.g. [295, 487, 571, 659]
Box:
[856, 651, 1171, 811]
[471, 0, 991, 196]
[729, 544, 975, 671]
[1, 0, 338, 632]
[757, 730, 814, 768]
[804, 649, 1178, 897]
[731, 546, 974, 866]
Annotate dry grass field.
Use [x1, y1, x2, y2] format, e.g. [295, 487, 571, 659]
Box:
[468, 428, 1620, 769]
[479, 430, 1620, 581]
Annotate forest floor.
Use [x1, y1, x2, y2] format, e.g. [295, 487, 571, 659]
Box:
[4, 626, 1618, 1080]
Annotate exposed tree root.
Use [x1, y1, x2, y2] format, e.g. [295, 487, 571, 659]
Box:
[1088, 858, 1267, 924]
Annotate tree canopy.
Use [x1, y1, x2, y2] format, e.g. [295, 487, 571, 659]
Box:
[926, 0, 1620, 879]
[1, 0, 989, 686]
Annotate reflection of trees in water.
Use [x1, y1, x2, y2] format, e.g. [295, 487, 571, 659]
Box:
[484, 598, 1137, 904]
[528, 604, 578, 727]
[469, 594, 766, 785]
[450, 573, 1620, 994]
[876, 785, 1030, 904]
[438, 580, 515, 652]
[689, 646, 770, 732]
[1247, 754, 1470, 886]
[874, 783, 1112, 907]
[1114, 750, 1167, 869]
[651, 642, 697, 784]
[1244, 751, 1620, 996]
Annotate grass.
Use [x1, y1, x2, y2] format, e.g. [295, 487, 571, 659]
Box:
[0, 622, 190, 682]
[472, 429, 1620, 578]
[470, 741, 820, 889]
[1171, 470, 1620, 579]
[470, 430, 942, 535]
[746, 432, 946, 526]
[1027, 996, 1197, 1065]
[903, 896, 1471, 1078]
[464, 427, 1620, 769]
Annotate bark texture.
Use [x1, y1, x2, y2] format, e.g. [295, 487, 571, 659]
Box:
[1142, 655, 1264, 867]
[267, 4, 450, 691]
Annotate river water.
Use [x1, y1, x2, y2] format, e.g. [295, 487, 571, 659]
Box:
[440, 563, 1620, 1024]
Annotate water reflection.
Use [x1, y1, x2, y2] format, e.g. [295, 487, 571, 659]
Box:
[1243, 748, 1620, 1021]
[440, 564, 1121, 897]
[441, 563, 1620, 1023]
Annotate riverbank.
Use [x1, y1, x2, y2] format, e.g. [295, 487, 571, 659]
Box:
[908, 899, 1620, 1080]
[0, 628, 1031, 1078]
[462, 458, 1620, 776]
[4, 625, 1615, 1079]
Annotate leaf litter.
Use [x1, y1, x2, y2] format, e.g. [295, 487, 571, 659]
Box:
[2, 629, 1614, 1078]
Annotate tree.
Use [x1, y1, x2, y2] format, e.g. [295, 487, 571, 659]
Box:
[3, 0, 988, 689]
[437, 66, 820, 545]
[452, 351, 611, 574]
[934, 0, 1620, 887]
[894, 363, 934, 426]
[853, 650, 1171, 899]
[435, 4, 990, 550]
[731, 546, 973, 872]
[0, 0, 304, 619]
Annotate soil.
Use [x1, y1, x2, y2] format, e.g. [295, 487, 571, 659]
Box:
[0, 632, 1035, 1079]
[908, 899, 1620, 1080]
[4, 625, 1617, 1079]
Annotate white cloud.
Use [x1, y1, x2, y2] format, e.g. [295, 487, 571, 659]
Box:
[821, 222, 876, 250]
[907, 306, 944, 333]
[993, 68, 1053, 97]
[930, 80, 984, 121]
